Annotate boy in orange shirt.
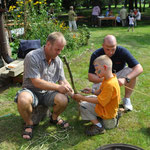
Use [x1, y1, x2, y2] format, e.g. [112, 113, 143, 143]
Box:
[72, 55, 120, 136]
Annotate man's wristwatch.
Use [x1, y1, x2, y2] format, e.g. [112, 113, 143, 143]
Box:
[125, 77, 130, 83]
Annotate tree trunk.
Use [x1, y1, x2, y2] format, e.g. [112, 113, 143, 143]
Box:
[139, 0, 142, 12]
[135, 0, 137, 8]
[143, 0, 146, 12]
[108, 0, 113, 10]
[23, 0, 28, 38]
[115, 0, 118, 8]
[0, 9, 13, 64]
[124, 0, 128, 8]
[129, 0, 134, 11]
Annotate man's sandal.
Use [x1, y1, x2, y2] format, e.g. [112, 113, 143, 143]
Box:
[22, 125, 33, 140]
[50, 115, 70, 129]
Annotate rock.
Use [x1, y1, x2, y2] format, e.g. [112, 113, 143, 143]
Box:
[31, 105, 51, 125]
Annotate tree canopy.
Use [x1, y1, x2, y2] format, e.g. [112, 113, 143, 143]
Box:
[2, 0, 150, 12]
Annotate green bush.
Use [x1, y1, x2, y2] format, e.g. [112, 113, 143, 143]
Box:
[7, 0, 90, 59]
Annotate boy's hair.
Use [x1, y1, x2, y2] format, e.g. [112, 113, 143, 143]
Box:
[46, 32, 66, 45]
[94, 55, 112, 68]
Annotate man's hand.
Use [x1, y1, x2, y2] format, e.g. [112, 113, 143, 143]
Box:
[58, 79, 74, 95]
[118, 78, 126, 86]
[66, 88, 74, 97]
[57, 85, 72, 94]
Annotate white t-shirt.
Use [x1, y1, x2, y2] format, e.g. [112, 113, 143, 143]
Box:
[92, 6, 100, 16]
[136, 12, 141, 20]
[129, 16, 134, 25]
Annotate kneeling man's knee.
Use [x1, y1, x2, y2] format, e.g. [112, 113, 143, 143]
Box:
[18, 92, 33, 106]
[54, 94, 68, 107]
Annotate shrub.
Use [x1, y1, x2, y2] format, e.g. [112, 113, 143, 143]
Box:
[7, 0, 90, 59]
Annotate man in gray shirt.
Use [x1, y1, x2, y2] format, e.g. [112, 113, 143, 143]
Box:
[120, 6, 128, 27]
[15, 32, 74, 140]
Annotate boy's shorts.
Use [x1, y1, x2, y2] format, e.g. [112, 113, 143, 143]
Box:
[92, 67, 132, 90]
[14, 88, 58, 108]
[129, 24, 134, 27]
[79, 99, 117, 129]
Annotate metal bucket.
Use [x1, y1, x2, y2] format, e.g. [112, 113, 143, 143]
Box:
[97, 143, 144, 150]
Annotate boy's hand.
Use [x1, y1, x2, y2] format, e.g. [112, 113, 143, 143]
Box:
[72, 94, 83, 102]
[80, 88, 91, 94]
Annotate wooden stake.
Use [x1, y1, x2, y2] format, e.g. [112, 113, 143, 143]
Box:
[63, 55, 80, 119]
[62, 55, 77, 94]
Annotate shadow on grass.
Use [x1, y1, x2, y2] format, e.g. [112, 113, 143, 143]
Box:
[0, 101, 91, 150]
[0, 114, 22, 142]
[139, 127, 150, 137]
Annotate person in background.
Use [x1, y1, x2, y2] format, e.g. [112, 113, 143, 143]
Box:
[91, 5, 100, 27]
[68, 6, 77, 31]
[120, 6, 128, 27]
[105, 8, 109, 17]
[116, 14, 121, 26]
[133, 8, 138, 16]
[15, 32, 74, 140]
[108, 9, 113, 16]
[128, 14, 135, 32]
[88, 35, 143, 112]
[49, 7, 54, 19]
[135, 9, 141, 26]
[133, 8, 138, 26]
[127, 10, 134, 26]
[72, 55, 121, 136]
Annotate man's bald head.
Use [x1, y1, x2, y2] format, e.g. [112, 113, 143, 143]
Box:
[103, 35, 117, 46]
[102, 35, 117, 57]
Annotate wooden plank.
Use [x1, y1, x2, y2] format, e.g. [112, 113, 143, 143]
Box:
[5, 23, 24, 27]
[0, 66, 7, 74]
[0, 59, 24, 77]
[9, 65, 24, 77]
[8, 59, 24, 69]
[8, 59, 24, 77]
[1, 70, 9, 78]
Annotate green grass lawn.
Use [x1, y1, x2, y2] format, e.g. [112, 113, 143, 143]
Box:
[0, 23, 150, 149]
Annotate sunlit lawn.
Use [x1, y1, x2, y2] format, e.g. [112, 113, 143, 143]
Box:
[0, 19, 150, 150]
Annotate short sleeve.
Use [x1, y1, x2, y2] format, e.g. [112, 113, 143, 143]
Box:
[58, 60, 66, 81]
[88, 53, 96, 74]
[24, 53, 41, 79]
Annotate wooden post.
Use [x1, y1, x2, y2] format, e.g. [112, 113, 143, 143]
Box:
[0, 8, 13, 64]
[62, 55, 77, 94]
[23, 0, 28, 37]
[62, 55, 81, 119]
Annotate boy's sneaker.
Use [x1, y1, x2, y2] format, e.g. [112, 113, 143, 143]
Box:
[85, 125, 105, 136]
[122, 98, 133, 111]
